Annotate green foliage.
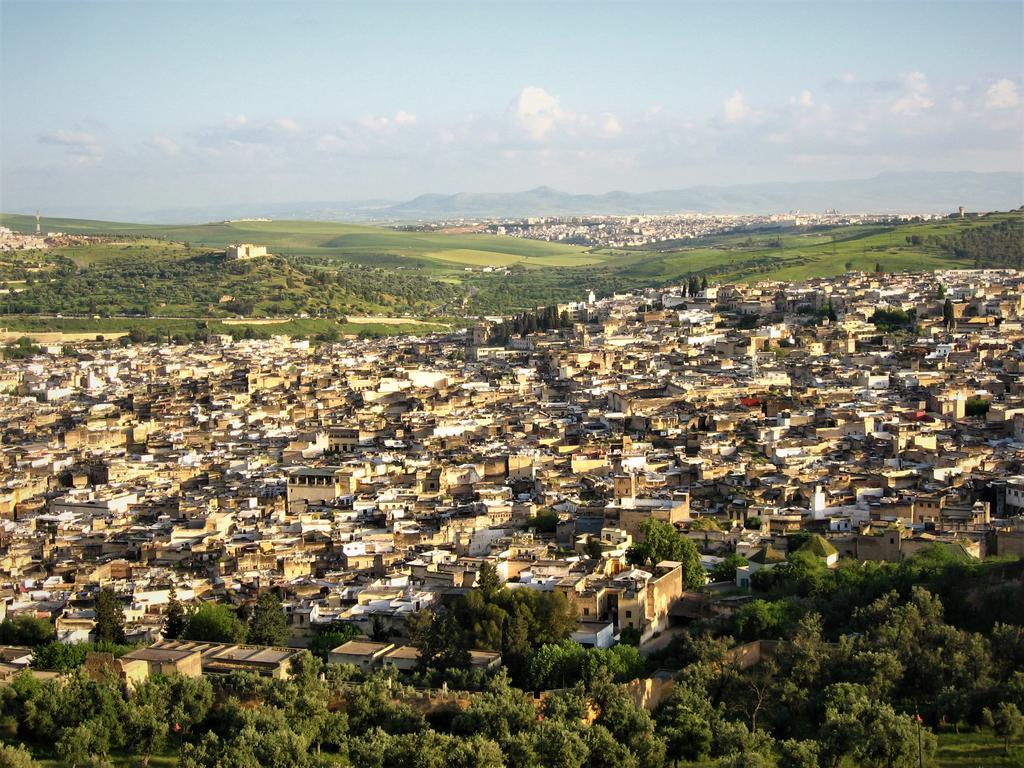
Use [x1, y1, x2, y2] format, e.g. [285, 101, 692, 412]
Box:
[966, 397, 991, 417]
[163, 588, 187, 640]
[0, 743, 39, 767]
[529, 510, 559, 533]
[1, 212, 1016, 320]
[733, 599, 804, 641]
[526, 641, 645, 690]
[2, 337, 41, 361]
[938, 216, 1024, 269]
[0, 616, 56, 647]
[247, 593, 289, 646]
[710, 553, 749, 584]
[93, 588, 126, 645]
[307, 622, 361, 661]
[30, 640, 134, 671]
[625, 518, 705, 589]
[871, 307, 917, 333]
[984, 702, 1024, 754]
[183, 602, 248, 643]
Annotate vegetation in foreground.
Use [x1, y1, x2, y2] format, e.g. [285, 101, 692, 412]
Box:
[0, 546, 1020, 767]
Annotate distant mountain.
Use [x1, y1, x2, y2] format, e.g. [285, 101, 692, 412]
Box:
[130, 199, 398, 224]
[380, 172, 1023, 220]
[18, 171, 1021, 223]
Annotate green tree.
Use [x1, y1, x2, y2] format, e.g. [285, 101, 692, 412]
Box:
[626, 519, 705, 589]
[248, 592, 289, 646]
[126, 700, 168, 767]
[308, 622, 360, 661]
[475, 561, 499, 598]
[0, 744, 38, 767]
[163, 588, 187, 640]
[183, 603, 248, 643]
[710, 554, 748, 584]
[0, 615, 56, 646]
[984, 702, 1024, 754]
[93, 588, 125, 645]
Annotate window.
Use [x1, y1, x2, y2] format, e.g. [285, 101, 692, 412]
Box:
[583, 607, 590, 616]
[625, 610, 632, 618]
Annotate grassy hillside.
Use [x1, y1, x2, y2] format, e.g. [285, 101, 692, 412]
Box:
[0, 211, 1019, 326]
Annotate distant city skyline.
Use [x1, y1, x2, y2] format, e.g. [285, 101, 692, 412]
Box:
[1, 0, 1022, 216]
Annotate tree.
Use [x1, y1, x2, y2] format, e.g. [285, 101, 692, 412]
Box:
[984, 702, 1024, 754]
[248, 592, 289, 646]
[476, 561, 501, 597]
[93, 588, 125, 645]
[183, 603, 248, 643]
[163, 588, 187, 640]
[710, 554, 748, 584]
[126, 700, 168, 767]
[308, 622, 360, 661]
[626, 519, 705, 590]
[0, 744, 38, 767]
[0, 615, 56, 646]
[942, 298, 954, 330]
[657, 679, 715, 763]
[57, 720, 112, 768]
[875, 262, 882, 274]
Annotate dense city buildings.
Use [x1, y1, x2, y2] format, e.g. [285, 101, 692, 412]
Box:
[0, 266, 1020, 675]
[404, 211, 952, 249]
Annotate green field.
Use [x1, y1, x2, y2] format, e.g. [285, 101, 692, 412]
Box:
[0, 210, 1019, 320]
[935, 729, 1024, 767]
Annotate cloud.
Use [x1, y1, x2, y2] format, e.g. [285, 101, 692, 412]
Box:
[790, 90, 814, 107]
[149, 135, 181, 156]
[722, 91, 752, 123]
[890, 72, 934, 116]
[37, 129, 102, 162]
[985, 78, 1020, 109]
[272, 118, 302, 134]
[512, 86, 567, 140]
[600, 113, 623, 137]
[19, 72, 1021, 209]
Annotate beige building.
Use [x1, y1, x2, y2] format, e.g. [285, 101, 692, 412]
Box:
[225, 243, 268, 260]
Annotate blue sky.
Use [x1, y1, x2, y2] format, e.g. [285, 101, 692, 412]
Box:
[2, 0, 1022, 215]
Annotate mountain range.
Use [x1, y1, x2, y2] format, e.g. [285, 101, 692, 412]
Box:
[49, 171, 1024, 223]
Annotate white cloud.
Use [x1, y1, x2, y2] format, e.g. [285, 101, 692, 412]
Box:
[722, 91, 752, 123]
[512, 86, 567, 140]
[273, 118, 302, 134]
[793, 90, 814, 107]
[150, 135, 180, 155]
[357, 115, 392, 131]
[890, 72, 934, 116]
[600, 113, 623, 137]
[394, 110, 417, 126]
[985, 78, 1020, 109]
[37, 129, 102, 162]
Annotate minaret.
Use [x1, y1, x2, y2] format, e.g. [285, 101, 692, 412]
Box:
[35, 211, 41, 236]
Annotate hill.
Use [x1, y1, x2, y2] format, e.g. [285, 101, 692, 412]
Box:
[0, 211, 1019, 333]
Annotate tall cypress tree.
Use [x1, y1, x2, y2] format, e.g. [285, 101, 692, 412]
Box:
[164, 587, 187, 640]
[95, 587, 126, 644]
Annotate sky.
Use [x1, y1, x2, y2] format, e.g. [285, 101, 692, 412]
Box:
[1, 0, 1022, 216]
